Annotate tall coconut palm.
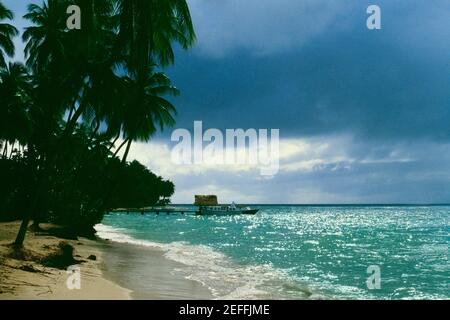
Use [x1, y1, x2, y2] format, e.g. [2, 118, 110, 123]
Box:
[14, 0, 107, 245]
[22, 0, 69, 73]
[115, 0, 196, 73]
[108, 0, 195, 165]
[22, 0, 116, 151]
[116, 68, 179, 162]
[0, 1, 17, 68]
[14, 0, 196, 246]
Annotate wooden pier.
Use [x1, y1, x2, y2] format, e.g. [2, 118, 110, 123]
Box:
[110, 207, 199, 215]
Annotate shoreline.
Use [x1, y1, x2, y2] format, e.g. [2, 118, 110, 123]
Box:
[0, 221, 212, 300]
[99, 241, 213, 300]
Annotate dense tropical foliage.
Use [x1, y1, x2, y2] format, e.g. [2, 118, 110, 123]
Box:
[0, 0, 195, 245]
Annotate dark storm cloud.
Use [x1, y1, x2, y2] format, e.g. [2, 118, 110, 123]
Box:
[164, 0, 450, 142]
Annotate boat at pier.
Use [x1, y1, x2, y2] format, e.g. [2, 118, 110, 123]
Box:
[197, 202, 258, 215]
[195, 196, 258, 215]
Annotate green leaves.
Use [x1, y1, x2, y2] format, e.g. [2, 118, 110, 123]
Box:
[0, 62, 32, 144]
[1, 0, 196, 235]
[20, 0, 195, 147]
[0, 1, 18, 68]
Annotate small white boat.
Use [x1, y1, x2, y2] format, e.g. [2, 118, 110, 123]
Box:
[197, 202, 258, 216]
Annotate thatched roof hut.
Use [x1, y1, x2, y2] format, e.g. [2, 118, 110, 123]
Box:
[194, 195, 218, 206]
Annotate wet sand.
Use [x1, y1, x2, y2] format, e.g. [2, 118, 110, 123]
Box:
[100, 242, 213, 299]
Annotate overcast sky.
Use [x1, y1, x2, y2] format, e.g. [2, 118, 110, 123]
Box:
[5, 0, 450, 204]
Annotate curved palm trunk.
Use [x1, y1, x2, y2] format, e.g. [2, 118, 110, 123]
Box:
[9, 141, 15, 158]
[113, 138, 128, 157]
[14, 162, 48, 246]
[108, 132, 121, 152]
[2, 142, 7, 157]
[14, 217, 30, 247]
[67, 105, 75, 123]
[121, 139, 132, 164]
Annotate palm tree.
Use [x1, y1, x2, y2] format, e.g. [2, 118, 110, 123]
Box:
[107, 0, 195, 165]
[0, 1, 18, 69]
[14, 0, 196, 246]
[115, 0, 196, 72]
[22, 1, 66, 72]
[119, 69, 179, 160]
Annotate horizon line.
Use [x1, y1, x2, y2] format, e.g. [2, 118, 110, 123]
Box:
[170, 203, 450, 206]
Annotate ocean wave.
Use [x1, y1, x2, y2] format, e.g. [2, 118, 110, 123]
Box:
[95, 223, 315, 299]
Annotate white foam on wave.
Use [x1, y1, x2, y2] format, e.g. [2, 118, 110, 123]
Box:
[95, 223, 315, 299]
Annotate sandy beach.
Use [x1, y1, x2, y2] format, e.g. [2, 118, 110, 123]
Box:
[0, 221, 212, 300]
[0, 221, 131, 299]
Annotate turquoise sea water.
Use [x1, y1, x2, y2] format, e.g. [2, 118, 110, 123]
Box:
[97, 206, 449, 299]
